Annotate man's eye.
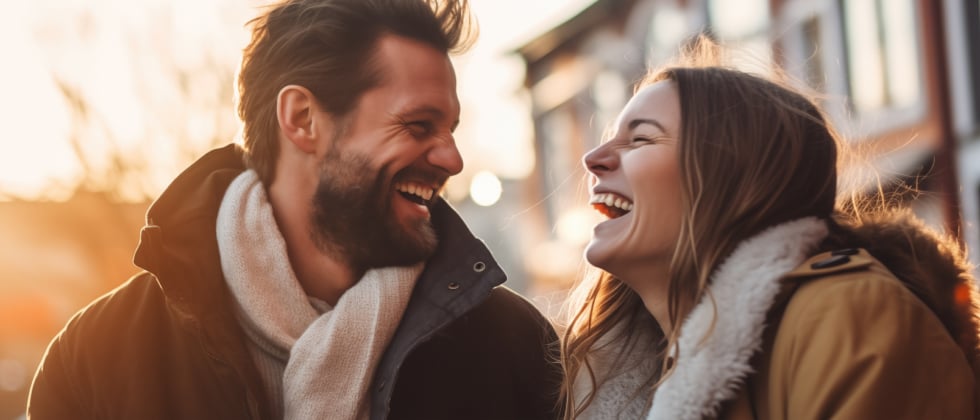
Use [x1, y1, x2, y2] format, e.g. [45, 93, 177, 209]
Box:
[407, 121, 433, 136]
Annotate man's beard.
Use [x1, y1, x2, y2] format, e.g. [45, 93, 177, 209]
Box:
[310, 149, 438, 271]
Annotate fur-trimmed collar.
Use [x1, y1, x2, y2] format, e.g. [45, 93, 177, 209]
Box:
[645, 217, 828, 419]
[577, 218, 828, 419]
[580, 212, 980, 419]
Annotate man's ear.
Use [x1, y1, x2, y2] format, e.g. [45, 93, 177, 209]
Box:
[276, 85, 319, 154]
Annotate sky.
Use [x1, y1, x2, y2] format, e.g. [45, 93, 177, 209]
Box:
[0, 0, 596, 202]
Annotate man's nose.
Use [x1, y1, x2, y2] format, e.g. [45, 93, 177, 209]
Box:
[428, 137, 464, 176]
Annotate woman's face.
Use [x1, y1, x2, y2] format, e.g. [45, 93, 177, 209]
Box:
[583, 81, 683, 280]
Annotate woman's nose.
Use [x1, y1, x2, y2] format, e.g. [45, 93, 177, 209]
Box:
[583, 142, 616, 175]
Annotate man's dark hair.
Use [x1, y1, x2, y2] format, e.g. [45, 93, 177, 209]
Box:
[237, 0, 475, 184]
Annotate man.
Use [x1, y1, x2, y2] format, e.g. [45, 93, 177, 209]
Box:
[27, 0, 562, 418]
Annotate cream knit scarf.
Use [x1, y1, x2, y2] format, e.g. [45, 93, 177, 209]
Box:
[216, 170, 422, 420]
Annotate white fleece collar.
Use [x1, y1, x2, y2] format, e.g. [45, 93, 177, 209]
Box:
[645, 217, 829, 420]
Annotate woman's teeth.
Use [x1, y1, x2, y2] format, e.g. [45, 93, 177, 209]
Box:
[590, 192, 633, 212]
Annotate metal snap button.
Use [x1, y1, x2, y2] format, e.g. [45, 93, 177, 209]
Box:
[811, 255, 850, 269]
[473, 261, 486, 272]
[448, 282, 460, 290]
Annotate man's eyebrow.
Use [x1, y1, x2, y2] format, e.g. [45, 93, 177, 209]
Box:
[627, 118, 667, 133]
[401, 105, 446, 119]
[401, 105, 460, 131]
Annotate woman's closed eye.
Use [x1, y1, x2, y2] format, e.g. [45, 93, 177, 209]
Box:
[631, 135, 666, 144]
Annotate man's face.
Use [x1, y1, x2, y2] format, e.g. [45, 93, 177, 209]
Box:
[309, 35, 462, 270]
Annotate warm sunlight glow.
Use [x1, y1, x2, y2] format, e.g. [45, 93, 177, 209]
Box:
[0, 3, 78, 200]
[469, 171, 503, 207]
[0, 0, 255, 202]
[0, 359, 27, 392]
[0, 0, 593, 202]
[556, 206, 601, 245]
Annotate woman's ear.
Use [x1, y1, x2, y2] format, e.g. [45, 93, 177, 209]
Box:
[276, 85, 318, 154]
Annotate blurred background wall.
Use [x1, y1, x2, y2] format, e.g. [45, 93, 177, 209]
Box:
[2, 0, 979, 418]
[514, 0, 980, 314]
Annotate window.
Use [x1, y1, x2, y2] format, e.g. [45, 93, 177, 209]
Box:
[708, 0, 772, 74]
[840, 0, 922, 114]
[645, 5, 690, 66]
[966, 0, 980, 126]
[800, 17, 825, 92]
[959, 144, 980, 278]
[539, 109, 578, 226]
[591, 69, 628, 144]
[773, 1, 850, 121]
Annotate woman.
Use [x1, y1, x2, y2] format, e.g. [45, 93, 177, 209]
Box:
[561, 59, 980, 419]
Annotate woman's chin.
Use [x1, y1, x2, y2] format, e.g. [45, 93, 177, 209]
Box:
[584, 241, 613, 272]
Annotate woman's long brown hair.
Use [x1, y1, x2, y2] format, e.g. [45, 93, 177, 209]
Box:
[561, 39, 842, 418]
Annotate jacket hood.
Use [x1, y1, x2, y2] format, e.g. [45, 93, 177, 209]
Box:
[830, 209, 980, 395]
[133, 144, 245, 317]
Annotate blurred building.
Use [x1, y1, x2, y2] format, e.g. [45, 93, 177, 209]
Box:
[515, 0, 980, 290]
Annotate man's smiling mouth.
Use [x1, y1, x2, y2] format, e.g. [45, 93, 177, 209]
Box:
[395, 181, 436, 206]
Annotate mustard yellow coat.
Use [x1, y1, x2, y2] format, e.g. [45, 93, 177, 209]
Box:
[722, 249, 977, 420]
[579, 216, 979, 420]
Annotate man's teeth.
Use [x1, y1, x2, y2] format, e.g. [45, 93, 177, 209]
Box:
[590, 192, 633, 212]
[395, 182, 435, 201]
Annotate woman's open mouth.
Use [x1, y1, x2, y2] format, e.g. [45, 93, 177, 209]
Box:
[590, 192, 633, 219]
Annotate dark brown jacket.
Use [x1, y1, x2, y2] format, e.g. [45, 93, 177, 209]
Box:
[27, 144, 563, 420]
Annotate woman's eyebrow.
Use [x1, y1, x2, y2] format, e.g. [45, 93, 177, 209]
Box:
[628, 118, 666, 133]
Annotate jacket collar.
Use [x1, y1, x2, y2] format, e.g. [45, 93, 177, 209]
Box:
[646, 217, 829, 420]
[135, 144, 245, 318]
[134, 144, 504, 315]
[369, 198, 507, 420]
